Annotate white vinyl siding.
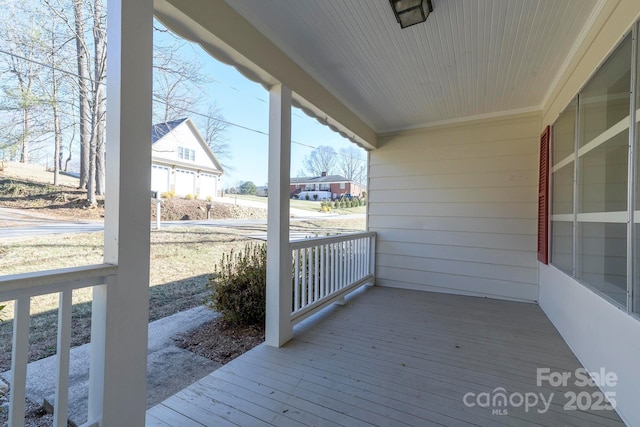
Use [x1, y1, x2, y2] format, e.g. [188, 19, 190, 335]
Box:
[369, 113, 539, 302]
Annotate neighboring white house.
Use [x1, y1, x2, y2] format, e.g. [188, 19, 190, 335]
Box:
[151, 117, 223, 198]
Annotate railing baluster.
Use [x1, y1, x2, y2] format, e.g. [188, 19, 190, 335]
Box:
[326, 244, 330, 296]
[332, 243, 337, 293]
[314, 245, 319, 302]
[301, 248, 307, 308]
[343, 241, 347, 289]
[55, 289, 73, 427]
[307, 247, 312, 306]
[294, 249, 300, 311]
[355, 239, 360, 280]
[9, 296, 30, 427]
[358, 238, 363, 279]
[319, 244, 324, 298]
[350, 240, 355, 283]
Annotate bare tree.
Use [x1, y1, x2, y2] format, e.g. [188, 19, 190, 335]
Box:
[338, 146, 366, 184]
[0, 6, 45, 164]
[199, 105, 231, 169]
[72, 0, 92, 190]
[303, 146, 338, 176]
[153, 23, 233, 170]
[152, 28, 208, 123]
[91, 0, 106, 198]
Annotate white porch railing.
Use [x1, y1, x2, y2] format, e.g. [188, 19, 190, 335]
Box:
[290, 231, 376, 324]
[0, 264, 117, 427]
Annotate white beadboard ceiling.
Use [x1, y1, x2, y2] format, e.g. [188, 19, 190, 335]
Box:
[225, 0, 601, 133]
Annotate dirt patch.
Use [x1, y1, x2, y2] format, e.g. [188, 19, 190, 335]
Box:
[151, 198, 266, 221]
[174, 317, 264, 365]
[0, 390, 61, 427]
[0, 177, 105, 220]
[0, 176, 266, 222]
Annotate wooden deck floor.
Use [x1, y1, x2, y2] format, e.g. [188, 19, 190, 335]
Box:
[146, 286, 625, 426]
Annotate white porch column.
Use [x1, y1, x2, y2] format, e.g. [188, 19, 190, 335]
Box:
[89, 0, 153, 425]
[266, 84, 293, 347]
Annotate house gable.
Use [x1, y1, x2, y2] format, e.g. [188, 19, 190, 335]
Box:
[151, 118, 223, 174]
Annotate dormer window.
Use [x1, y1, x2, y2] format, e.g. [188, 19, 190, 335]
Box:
[178, 146, 195, 161]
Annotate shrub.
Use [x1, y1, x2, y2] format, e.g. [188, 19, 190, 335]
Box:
[206, 195, 213, 202]
[185, 193, 195, 200]
[207, 243, 266, 326]
[334, 200, 339, 209]
[305, 194, 310, 200]
[313, 194, 318, 200]
[160, 191, 175, 199]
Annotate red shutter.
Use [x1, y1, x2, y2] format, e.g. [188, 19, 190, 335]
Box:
[538, 126, 551, 264]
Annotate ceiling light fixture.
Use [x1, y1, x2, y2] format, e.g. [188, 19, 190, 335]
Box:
[389, 0, 433, 29]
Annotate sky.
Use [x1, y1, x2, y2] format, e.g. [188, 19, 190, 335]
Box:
[162, 25, 367, 190]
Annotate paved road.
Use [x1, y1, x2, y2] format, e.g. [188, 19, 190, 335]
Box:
[0, 207, 365, 240]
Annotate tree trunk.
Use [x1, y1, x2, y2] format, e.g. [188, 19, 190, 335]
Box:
[20, 108, 28, 163]
[73, 0, 91, 189]
[52, 74, 61, 186]
[93, 0, 106, 196]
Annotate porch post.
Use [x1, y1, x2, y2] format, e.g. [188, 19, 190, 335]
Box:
[88, 0, 153, 425]
[265, 84, 293, 347]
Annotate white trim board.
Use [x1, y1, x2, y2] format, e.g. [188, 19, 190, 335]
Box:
[552, 210, 640, 223]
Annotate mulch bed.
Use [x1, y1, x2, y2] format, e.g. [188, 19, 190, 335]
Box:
[174, 317, 265, 365]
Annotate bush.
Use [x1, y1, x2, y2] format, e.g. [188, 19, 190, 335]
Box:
[160, 191, 175, 199]
[305, 194, 310, 200]
[239, 181, 257, 195]
[334, 200, 339, 209]
[207, 243, 266, 326]
[313, 194, 318, 200]
[206, 195, 213, 202]
[185, 193, 195, 200]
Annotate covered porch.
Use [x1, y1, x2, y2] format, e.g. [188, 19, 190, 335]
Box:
[3, 0, 640, 426]
[147, 286, 624, 427]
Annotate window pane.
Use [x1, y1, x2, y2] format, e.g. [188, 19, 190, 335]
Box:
[578, 131, 628, 214]
[577, 222, 627, 306]
[579, 34, 631, 149]
[553, 100, 576, 164]
[552, 221, 573, 275]
[552, 164, 574, 215]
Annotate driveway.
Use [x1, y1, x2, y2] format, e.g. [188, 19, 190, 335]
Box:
[0, 207, 104, 239]
[0, 206, 364, 240]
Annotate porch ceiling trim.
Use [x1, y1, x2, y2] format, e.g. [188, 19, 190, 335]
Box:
[154, 0, 378, 150]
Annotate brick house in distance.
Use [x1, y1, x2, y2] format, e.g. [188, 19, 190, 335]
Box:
[290, 172, 364, 200]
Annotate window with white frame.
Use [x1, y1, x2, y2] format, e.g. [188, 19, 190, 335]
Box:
[178, 146, 195, 161]
[550, 28, 638, 313]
